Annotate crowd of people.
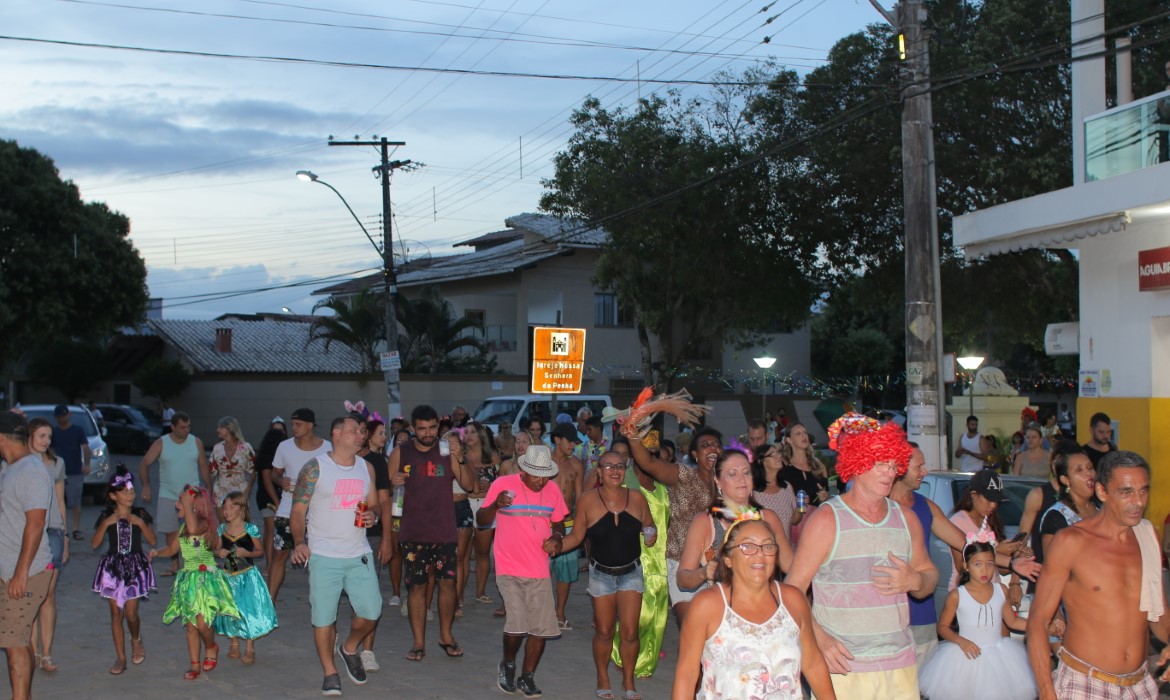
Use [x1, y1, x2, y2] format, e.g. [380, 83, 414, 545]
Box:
[0, 398, 1166, 699]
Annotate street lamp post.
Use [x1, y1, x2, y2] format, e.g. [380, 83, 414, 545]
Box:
[956, 355, 985, 420]
[753, 356, 777, 421]
[297, 169, 401, 418]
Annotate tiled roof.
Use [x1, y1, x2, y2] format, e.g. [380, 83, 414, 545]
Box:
[148, 318, 366, 374]
[453, 228, 522, 248]
[313, 213, 608, 296]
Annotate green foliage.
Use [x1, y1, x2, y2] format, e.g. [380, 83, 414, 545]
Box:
[26, 341, 111, 403]
[0, 141, 148, 370]
[309, 287, 386, 374]
[541, 95, 820, 388]
[396, 286, 488, 374]
[133, 358, 192, 402]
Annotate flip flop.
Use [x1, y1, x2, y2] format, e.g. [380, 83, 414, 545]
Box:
[557, 618, 572, 630]
[405, 647, 425, 662]
[623, 691, 642, 700]
[438, 641, 463, 658]
[475, 594, 493, 604]
[594, 690, 615, 699]
[493, 606, 506, 617]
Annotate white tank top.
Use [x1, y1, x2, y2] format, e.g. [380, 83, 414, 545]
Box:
[698, 582, 802, 699]
[306, 452, 372, 559]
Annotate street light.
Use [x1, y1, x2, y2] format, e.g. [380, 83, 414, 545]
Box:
[956, 355, 984, 419]
[754, 355, 777, 421]
[297, 169, 399, 415]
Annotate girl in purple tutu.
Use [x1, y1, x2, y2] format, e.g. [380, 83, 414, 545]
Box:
[91, 466, 157, 675]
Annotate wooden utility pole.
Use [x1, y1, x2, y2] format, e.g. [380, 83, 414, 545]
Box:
[872, 0, 947, 468]
[329, 137, 408, 421]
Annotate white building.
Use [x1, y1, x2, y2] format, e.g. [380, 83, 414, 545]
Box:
[953, 1, 1170, 523]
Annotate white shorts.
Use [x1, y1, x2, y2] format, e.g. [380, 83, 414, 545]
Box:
[667, 558, 702, 606]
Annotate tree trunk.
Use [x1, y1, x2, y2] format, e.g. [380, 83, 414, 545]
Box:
[637, 321, 654, 389]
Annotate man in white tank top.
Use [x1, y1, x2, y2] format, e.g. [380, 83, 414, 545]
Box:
[289, 415, 381, 696]
[954, 416, 985, 471]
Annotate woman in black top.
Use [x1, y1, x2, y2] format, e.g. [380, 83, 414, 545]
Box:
[253, 428, 285, 577]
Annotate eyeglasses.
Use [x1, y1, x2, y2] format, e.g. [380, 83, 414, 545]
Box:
[600, 462, 627, 471]
[733, 542, 779, 556]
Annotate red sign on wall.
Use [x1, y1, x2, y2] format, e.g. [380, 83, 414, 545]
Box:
[1138, 246, 1170, 292]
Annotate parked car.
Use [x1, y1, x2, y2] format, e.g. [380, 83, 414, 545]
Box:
[96, 403, 162, 454]
[17, 404, 112, 501]
[915, 470, 1047, 614]
[472, 394, 612, 437]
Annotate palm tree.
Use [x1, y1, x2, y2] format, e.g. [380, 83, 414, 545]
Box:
[308, 287, 385, 374]
[396, 286, 487, 374]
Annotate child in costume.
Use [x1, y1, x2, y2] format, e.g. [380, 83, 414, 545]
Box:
[918, 533, 1036, 700]
[150, 484, 240, 680]
[213, 491, 277, 664]
[91, 466, 157, 675]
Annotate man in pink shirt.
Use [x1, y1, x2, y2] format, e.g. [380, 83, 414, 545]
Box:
[479, 445, 567, 698]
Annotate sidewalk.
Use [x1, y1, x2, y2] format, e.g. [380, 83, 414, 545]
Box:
[31, 495, 679, 699]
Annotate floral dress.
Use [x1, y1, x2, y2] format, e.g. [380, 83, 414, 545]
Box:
[699, 581, 802, 699]
[210, 441, 255, 505]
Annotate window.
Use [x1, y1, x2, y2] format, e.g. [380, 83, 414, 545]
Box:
[594, 293, 635, 328]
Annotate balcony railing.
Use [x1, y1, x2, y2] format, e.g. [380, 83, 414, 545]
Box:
[1085, 90, 1170, 182]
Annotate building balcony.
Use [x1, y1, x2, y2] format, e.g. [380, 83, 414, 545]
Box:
[1085, 90, 1170, 182]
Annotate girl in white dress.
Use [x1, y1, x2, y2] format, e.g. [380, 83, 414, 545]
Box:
[918, 533, 1036, 700]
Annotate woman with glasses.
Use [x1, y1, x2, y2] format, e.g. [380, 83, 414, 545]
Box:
[552, 450, 657, 700]
[675, 450, 794, 600]
[672, 516, 835, 699]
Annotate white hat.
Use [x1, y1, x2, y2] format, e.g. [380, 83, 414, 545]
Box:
[518, 445, 558, 478]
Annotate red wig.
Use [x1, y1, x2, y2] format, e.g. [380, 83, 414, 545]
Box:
[835, 422, 912, 483]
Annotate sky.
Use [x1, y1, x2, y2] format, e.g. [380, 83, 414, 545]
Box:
[2, 0, 879, 319]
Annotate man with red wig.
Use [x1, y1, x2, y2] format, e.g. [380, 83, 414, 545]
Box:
[785, 422, 937, 699]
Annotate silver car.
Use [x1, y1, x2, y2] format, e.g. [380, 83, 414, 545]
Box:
[18, 404, 112, 500]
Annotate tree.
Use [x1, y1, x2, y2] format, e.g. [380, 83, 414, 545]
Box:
[0, 141, 148, 370]
[309, 287, 385, 374]
[26, 341, 111, 403]
[133, 358, 192, 402]
[541, 95, 819, 389]
[395, 286, 489, 374]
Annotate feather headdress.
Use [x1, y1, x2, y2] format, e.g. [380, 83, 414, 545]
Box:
[619, 388, 711, 440]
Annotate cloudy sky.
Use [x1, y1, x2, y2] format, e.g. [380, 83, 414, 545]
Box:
[3, 0, 877, 318]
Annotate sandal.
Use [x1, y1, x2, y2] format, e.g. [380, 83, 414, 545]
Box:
[109, 659, 126, 675]
[438, 641, 463, 658]
[131, 638, 145, 665]
[623, 691, 642, 700]
[228, 639, 241, 659]
[494, 605, 506, 617]
[475, 594, 493, 604]
[557, 618, 573, 630]
[455, 605, 464, 618]
[41, 655, 58, 672]
[404, 647, 426, 662]
[241, 650, 255, 665]
[183, 662, 200, 680]
[202, 643, 219, 671]
[71, 530, 83, 541]
[594, 690, 615, 699]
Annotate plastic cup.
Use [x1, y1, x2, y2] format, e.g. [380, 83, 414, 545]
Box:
[439, 439, 451, 457]
[643, 526, 656, 539]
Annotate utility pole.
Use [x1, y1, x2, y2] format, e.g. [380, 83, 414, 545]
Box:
[870, 0, 947, 469]
[329, 137, 409, 421]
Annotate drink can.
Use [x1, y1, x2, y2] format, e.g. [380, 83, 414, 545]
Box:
[354, 500, 368, 527]
[796, 490, 808, 513]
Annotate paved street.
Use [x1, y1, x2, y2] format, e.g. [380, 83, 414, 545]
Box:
[26, 453, 679, 699]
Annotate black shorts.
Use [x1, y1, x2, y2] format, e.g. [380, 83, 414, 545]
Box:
[454, 499, 474, 529]
[273, 517, 293, 551]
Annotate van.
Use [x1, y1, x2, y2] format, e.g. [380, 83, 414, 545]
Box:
[471, 394, 612, 436]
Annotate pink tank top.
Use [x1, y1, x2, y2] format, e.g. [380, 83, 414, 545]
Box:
[811, 497, 916, 672]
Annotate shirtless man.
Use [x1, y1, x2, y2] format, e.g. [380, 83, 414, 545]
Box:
[1027, 450, 1170, 700]
[548, 422, 584, 629]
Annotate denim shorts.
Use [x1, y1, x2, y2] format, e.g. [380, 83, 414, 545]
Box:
[587, 559, 643, 597]
[46, 528, 65, 569]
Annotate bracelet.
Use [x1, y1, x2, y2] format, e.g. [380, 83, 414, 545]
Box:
[1008, 581, 1021, 587]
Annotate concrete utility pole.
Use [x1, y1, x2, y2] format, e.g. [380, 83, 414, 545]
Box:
[870, 0, 947, 469]
[329, 137, 409, 421]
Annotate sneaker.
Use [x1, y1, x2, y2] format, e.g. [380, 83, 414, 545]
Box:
[359, 649, 378, 673]
[321, 673, 342, 696]
[387, 594, 401, 607]
[336, 643, 367, 685]
[400, 601, 408, 618]
[517, 673, 542, 698]
[497, 661, 517, 694]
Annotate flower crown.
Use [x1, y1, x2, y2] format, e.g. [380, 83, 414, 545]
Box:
[713, 506, 764, 548]
[963, 516, 998, 556]
[725, 436, 752, 461]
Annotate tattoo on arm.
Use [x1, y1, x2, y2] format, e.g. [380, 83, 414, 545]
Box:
[293, 460, 320, 505]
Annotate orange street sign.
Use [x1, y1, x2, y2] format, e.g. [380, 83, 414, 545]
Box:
[531, 327, 586, 394]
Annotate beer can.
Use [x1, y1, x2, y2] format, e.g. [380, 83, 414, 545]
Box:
[796, 490, 808, 513]
[355, 500, 369, 527]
